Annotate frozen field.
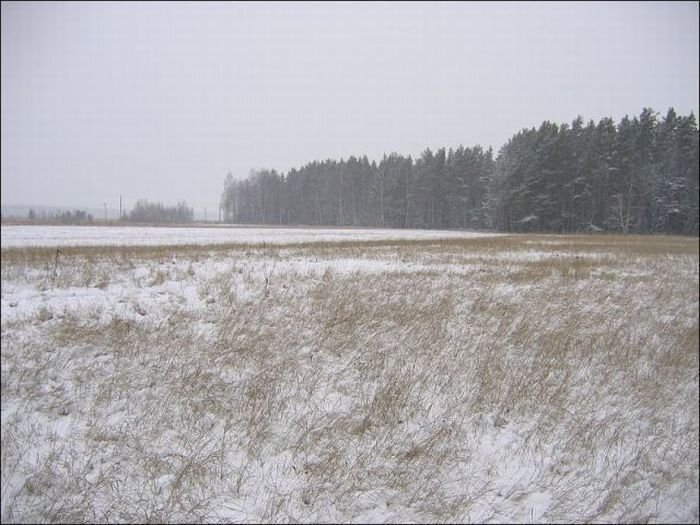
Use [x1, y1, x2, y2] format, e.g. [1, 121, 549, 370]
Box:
[1, 231, 698, 523]
[0, 224, 497, 248]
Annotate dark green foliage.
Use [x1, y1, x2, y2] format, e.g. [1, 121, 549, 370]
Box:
[488, 108, 698, 234]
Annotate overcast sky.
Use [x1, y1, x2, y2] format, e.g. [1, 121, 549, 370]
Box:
[2, 1, 698, 213]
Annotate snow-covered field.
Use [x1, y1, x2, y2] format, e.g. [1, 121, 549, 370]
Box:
[0, 224, 496, 248]
[1, 228, 698, 523]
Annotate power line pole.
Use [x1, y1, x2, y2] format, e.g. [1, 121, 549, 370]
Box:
[103, 203, 107, 222]
[119, 195, 122, 220]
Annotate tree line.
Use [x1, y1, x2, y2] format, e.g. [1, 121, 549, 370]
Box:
[221, 108, 698, 234]
[24, 200, 195, 224]
[126, 200, 194, 223]
[27, 208, 94, 224]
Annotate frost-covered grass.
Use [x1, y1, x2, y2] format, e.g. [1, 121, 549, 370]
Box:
[1, 232, 698, 523]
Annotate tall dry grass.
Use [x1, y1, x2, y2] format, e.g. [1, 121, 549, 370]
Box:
[1, 233, 698, 522]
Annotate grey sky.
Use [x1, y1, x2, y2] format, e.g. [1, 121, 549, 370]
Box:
[2, 1, 698, 213]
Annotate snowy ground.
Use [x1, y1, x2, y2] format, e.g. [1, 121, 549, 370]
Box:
[0, 224, 496, 248]
[1, 228, 698, 523]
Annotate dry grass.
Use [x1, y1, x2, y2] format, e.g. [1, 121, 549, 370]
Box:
[1, 233, 698, 523]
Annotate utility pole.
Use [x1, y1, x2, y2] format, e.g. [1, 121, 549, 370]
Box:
[119, 195, 122, 220]
[204, 206, 207, 222]
[103, 203, 107, 222]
